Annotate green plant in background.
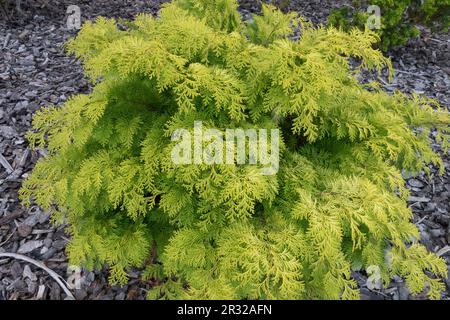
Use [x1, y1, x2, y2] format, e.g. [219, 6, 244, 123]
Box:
[328, 0, 449, 51]
[20, 0, 450, 299]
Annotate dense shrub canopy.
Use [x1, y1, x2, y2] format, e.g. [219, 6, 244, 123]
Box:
[21, 0, 450, 299]
[328, 0, 450, 51]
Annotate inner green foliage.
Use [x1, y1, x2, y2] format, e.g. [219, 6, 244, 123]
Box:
[328, 0, 450, 51]
[20, 0, 450, 299]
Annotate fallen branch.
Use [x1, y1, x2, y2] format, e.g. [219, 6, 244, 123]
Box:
[0, 252, 75, 299]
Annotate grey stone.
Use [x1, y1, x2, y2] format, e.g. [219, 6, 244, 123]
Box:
[10, 261, 22, 279]
[408, 196, 431, 203]
[408, 179, 424, 188]
[115, 292, 126, 300]
[23, 265, 37, 281]
[17, 224, 32, 237]
[41, 247, 57, 260]
[398, 286, 410, 300]
[12, 280, 27, 291]
[74, 289, 88, 300]
[18, 240, 43, 254]
[26, 278, 37, 294]
[430, 228, 445, 238]
[51, 239, 66, 250]
[43, 238, 52, 248]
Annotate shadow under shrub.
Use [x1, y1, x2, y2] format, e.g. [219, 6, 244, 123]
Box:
[20, 0, 450, 299]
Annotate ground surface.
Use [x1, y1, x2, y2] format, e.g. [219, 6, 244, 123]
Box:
[0, 0, 449, 300]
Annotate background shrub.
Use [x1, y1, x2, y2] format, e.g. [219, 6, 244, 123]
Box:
[328, 0, 450, 51]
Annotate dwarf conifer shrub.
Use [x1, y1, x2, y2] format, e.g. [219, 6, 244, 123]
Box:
[328, 0, 450, 51]
[20, 0, 450, 299]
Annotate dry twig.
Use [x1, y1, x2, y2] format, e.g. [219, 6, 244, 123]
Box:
[0, 252, 75, 299]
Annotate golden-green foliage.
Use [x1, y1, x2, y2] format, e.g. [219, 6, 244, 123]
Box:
[20, 0, 450, 299]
